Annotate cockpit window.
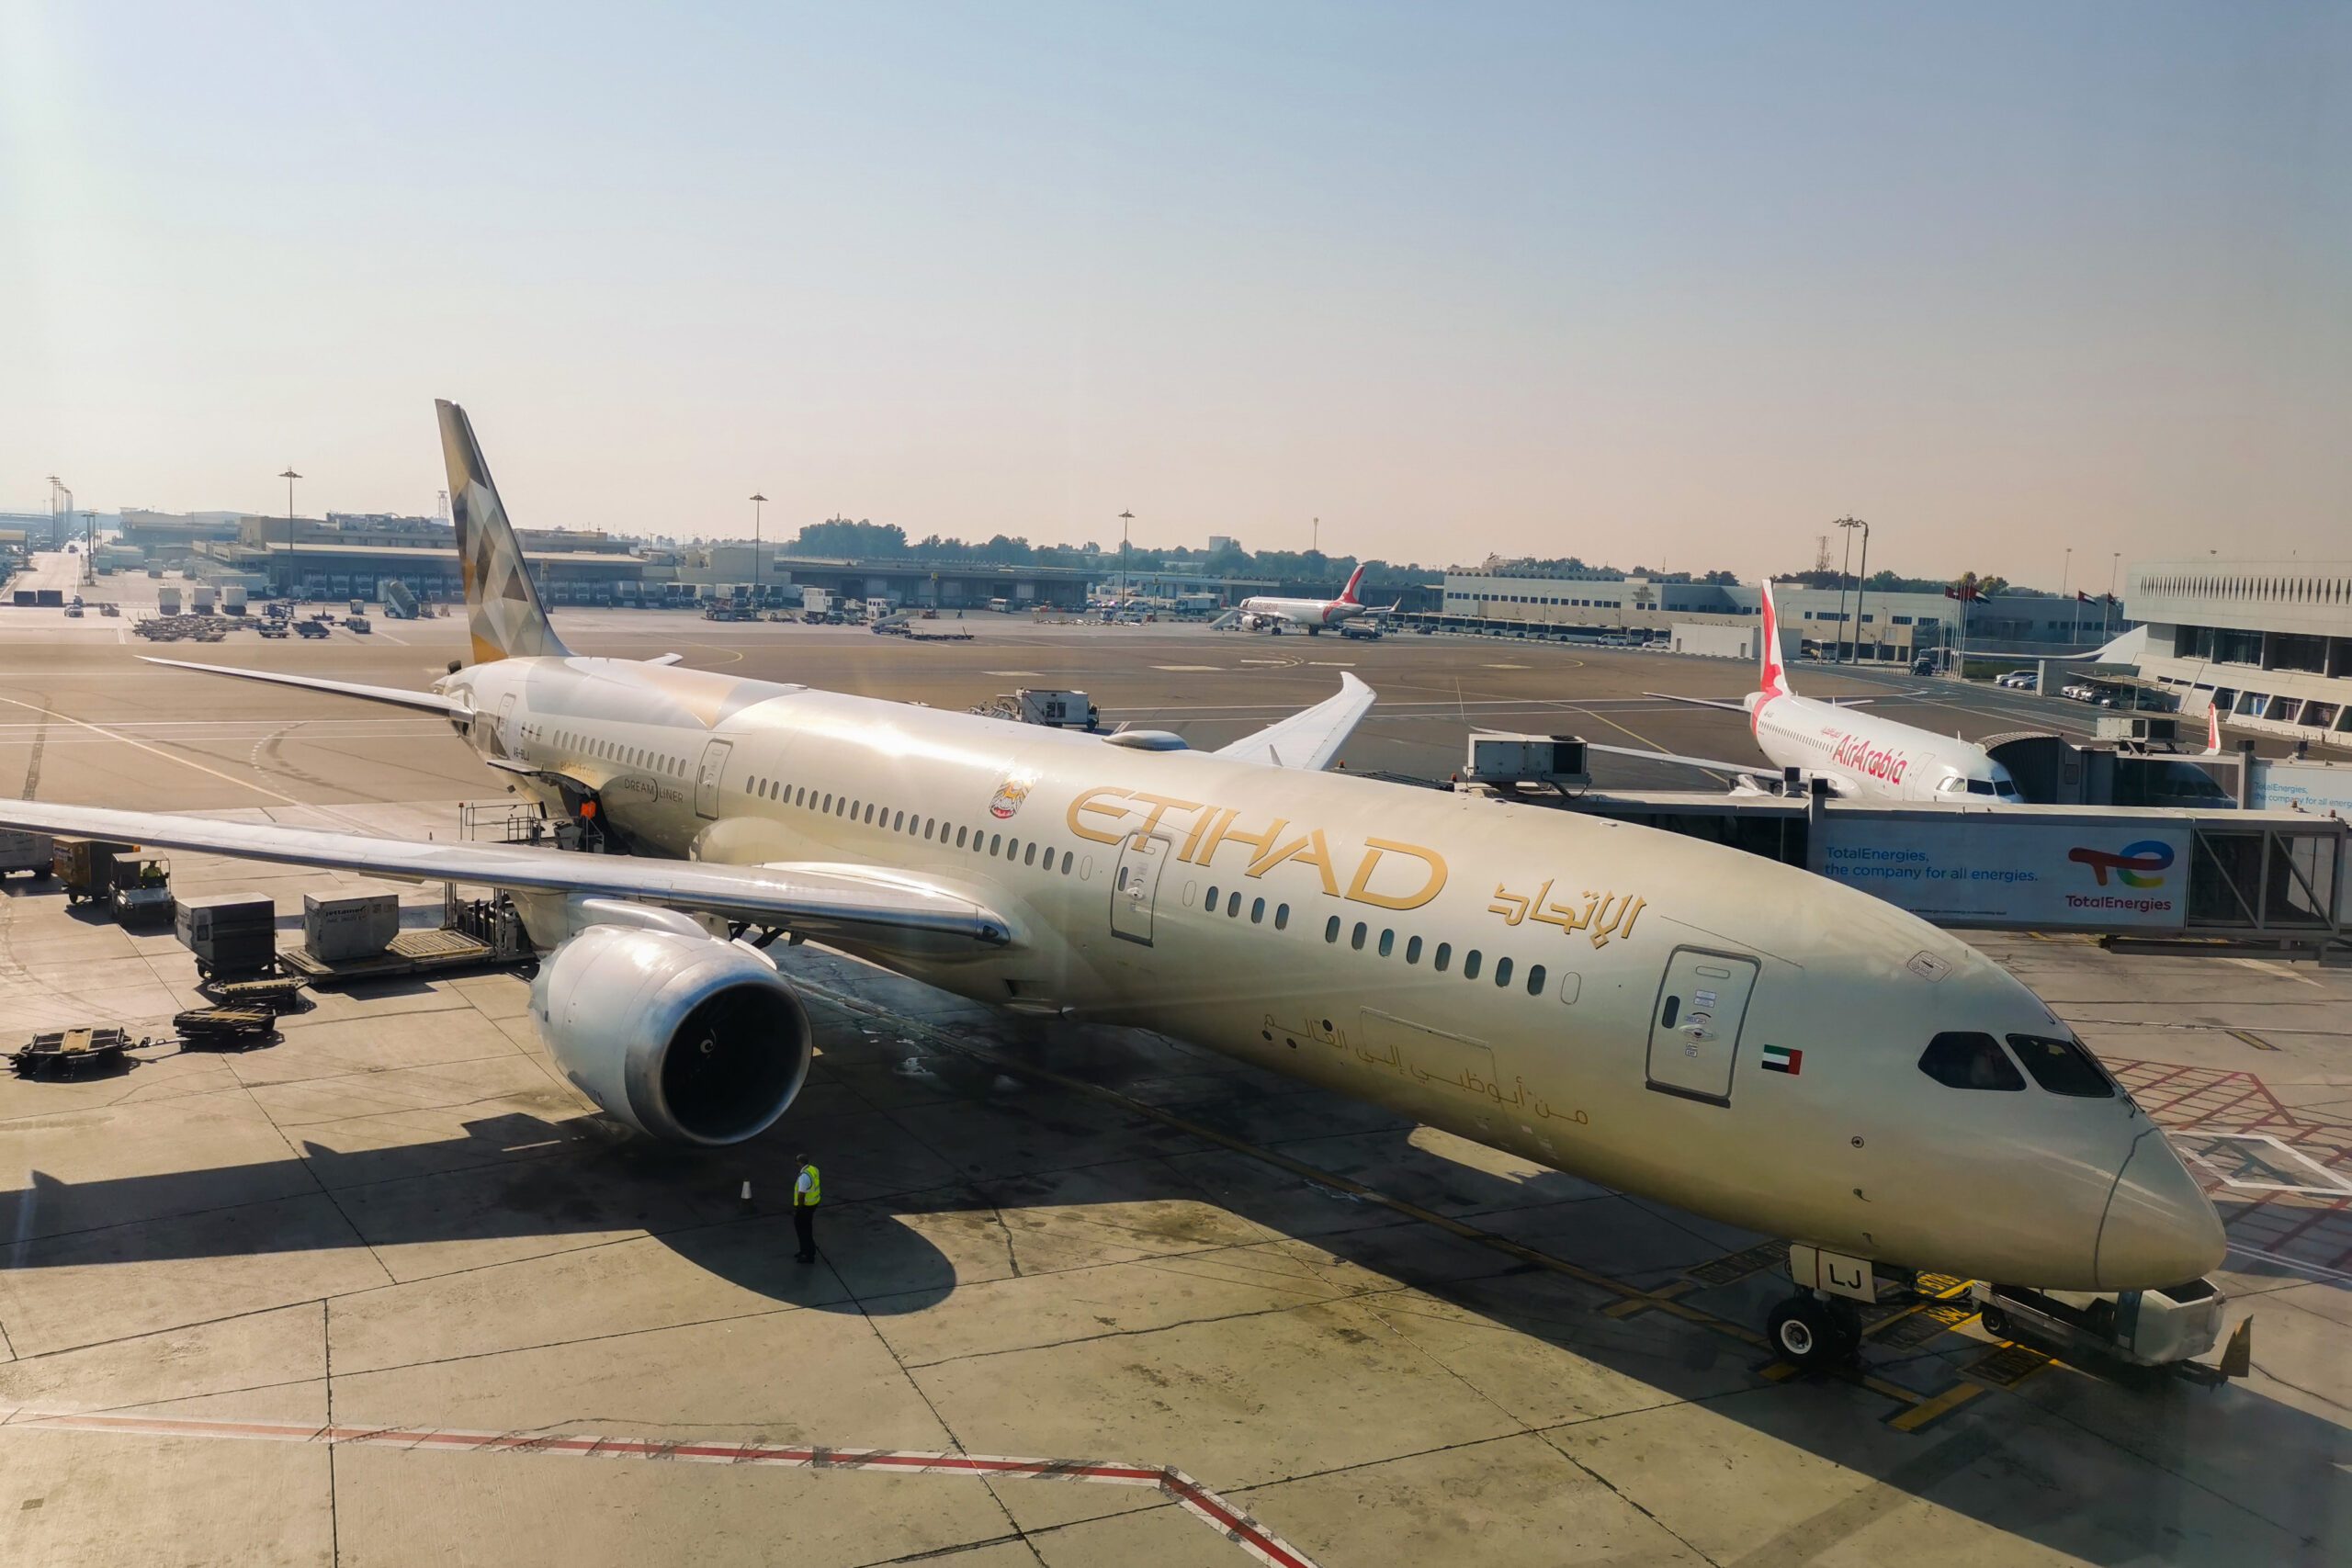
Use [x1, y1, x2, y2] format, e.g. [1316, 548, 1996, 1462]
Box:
[1918, 1032, 2026, 1091]
[2007, 1034, 2117, 1098]
[1938, 777, 1965, 794]
[1965, 779, 1996, 795]
[1993, 780, 2021, 800]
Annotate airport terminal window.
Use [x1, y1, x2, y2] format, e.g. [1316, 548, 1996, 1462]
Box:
[1433, 942, 1451, 973]
[1325, 916, 1340, 943]
[1406, 935, 1422, 964]
[1463, 950, 1483, 980]
[1918, 1032, 2026, 1091]
[2007, 1034, 2115, 1098]
[1526, 964, 1545, 997]
[1493, 956, 1512, 987]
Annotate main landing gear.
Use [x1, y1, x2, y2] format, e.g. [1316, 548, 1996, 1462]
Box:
[1767, 1292, 1864, 1369]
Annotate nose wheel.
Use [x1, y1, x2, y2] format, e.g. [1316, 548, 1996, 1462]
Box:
[1768, 1294, 1863, 1369]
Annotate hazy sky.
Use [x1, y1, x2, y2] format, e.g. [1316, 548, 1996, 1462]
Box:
[4, 3, 2344, 583]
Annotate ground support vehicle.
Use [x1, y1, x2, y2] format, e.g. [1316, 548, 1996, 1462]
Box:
[11, 1026, 137, 1078]
[109, 857, 175, 925]
[53, 836, 134, 908]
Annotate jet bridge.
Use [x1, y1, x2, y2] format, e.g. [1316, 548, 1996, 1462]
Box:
[1500, 786, 2346, 951]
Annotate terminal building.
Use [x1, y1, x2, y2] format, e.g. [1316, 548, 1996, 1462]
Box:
[2127, 558, 2352, 751]
[1431, 570, 2112, 661]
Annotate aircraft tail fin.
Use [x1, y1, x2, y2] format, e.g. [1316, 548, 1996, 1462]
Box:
[2204, 703, 2223, 756]
[1337, 565, 1366, 605]
[437, 400, 570, 664]
[1759, 580, 1793, 699]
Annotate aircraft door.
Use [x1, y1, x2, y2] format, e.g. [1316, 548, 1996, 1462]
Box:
[492, 694, 516, 757]
[1109, 832, 1171, 946]
[1644, 948, 1758, 1106]
[695, 739, 732, 819]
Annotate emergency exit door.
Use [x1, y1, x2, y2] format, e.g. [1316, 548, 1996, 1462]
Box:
[695, 740, 732, 819]
[1110, 833, 1171, 945]
[1644, 948, 1758, 1106]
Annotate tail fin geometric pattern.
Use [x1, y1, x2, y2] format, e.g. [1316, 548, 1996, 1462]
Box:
[436, 399, 571, 665]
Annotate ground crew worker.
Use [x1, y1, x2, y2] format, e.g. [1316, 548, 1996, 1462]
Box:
[792, 1153, 820, 1263]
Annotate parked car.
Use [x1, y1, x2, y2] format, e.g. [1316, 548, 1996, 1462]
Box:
[1996, 670, 2037, 689]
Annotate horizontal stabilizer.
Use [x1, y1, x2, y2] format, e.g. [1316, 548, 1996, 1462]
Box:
[141, 657, 467, 716]
[1641, 691, 1749, 714]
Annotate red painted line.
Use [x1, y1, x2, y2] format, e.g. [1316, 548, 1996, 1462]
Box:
[1, 1408, 1317, 1568]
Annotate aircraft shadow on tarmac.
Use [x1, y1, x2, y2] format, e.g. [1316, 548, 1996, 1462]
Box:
[3, 1024, 2346, 1562]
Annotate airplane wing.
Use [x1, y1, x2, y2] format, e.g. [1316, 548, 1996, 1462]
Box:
[1216, 672, 1374, 772]
[139, 658, 468, 716]
[0, 800, 1010, 945]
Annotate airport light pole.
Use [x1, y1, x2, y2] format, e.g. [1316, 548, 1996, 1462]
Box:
[750, 493, 766, 601]
[279, 468, 301, 600]
[1834, 517, 1867, 663]
[2107, 552, 2120, 638]
[1118, 511, 1133, 607]
[1830, 518, 1855, 664]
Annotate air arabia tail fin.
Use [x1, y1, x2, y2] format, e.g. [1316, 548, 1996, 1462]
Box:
[436, 399, 570, 664]
[2204, 703, 2223, 756]
[1758, 580, 1793, 699]
[1337, 565, 1365, 605]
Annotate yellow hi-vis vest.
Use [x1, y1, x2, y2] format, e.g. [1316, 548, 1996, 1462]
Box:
[796, 1164, 821, 1206]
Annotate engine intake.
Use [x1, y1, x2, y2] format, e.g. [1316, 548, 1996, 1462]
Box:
[531, 924, 812, 1145]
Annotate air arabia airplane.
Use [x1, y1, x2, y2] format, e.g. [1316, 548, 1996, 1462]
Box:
[1594, 581, 2029, 803]
[0, 405, 2222, 1370]
[1237, 566, 1384, 635]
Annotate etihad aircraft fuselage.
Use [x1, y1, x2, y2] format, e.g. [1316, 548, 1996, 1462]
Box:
[445, 650, 2218, 1292]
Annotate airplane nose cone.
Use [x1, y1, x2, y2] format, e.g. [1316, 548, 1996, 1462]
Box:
[2096, 1131, 2226, 1290]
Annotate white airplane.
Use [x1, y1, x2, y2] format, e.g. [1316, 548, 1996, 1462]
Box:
[0, 404, 2222, 1370]
[1237, 566, 1384, 635]
[1593, 581, 2028, 803]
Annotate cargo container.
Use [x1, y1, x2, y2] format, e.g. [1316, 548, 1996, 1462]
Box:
[303, 892, 398, 962]
[0, 829, 53, 879]
[191, 584, 218, 614]
[156, 585, 182, 615]
[10, 590, 32, 606]
[53, 837, 134, 907]
[34, 588, 62, 607]
[222, 585, 248, 615]
[176, 893, 278, 979]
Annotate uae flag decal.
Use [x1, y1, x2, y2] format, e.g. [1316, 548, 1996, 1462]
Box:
[1760, 1043, 1802, 1076]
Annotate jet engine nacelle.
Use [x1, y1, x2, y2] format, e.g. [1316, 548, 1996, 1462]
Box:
[530, 924, 813, 1145]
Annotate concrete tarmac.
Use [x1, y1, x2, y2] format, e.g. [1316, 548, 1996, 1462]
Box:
[0, 595, 2346, 1566]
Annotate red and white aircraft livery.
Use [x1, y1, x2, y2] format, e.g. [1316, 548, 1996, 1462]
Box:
[1237, 566, 1376, 635]
[1595, 581, 2027, 803]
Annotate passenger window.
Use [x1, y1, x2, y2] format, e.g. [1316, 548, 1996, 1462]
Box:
[1377, 929, 1394, 956]
[1205, 885, 1219, 911]
[989, 833, 1002, 855]
[1661, 995, 1680, 1028]
[1433, 942, 1451, 973]
[822, 794, 832, 812]
[865, 804, 876, 823]
[1024, 843, 1037, 866]
[1526, 964, 1545, 997]
[1325, 915, 1341, 943]
[1273, 903, 1289, 931]
[1006, 838, 1019, 859]
[1918, 1032, 2026, 1091]
[1494, 956, 1512, 987]
[1061, 851, 1074, 874]
[1227, 890, 1241, 918]
[1250, 897, 1265, 924]
[895, 811, 905, 831]
[1350, 921, 1367, 951]
[2007, 1034, 2116, 1098]
[956, 827, 968, 848]
[1464, 950, 1482, 980]
[1406, 935, 1422, 964]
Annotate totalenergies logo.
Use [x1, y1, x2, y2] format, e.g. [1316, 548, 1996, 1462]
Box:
[2068, 840, 2175, 888]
